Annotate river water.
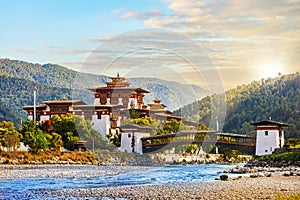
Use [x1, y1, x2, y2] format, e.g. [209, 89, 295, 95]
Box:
[0, 164, 240, 199]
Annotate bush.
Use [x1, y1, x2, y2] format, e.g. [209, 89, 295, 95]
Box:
[258, 152, 300, 163]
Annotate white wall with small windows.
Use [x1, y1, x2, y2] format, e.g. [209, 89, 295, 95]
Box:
[120, 131, 150, 154]
[92, 114, 110, 140]
[120, 132, 133, 153]
[255, 127, 280, 156]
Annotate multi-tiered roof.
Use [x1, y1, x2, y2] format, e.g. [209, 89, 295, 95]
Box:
[87, 73, 149, 94]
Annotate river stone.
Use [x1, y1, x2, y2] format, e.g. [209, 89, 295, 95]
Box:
[220, 174, 228, 181]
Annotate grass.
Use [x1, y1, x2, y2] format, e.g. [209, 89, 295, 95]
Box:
[275, 193, 300, 200]
[0, 151, 97, 164]
[290, 144, 300, 149]
[258, 151, 300, 163]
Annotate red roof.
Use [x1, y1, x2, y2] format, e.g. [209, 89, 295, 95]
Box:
[73, 104, 124, 110]
[41, 100, 86, 105]
[87, 87, 150, 93]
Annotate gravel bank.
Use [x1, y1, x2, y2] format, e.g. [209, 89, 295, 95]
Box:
[0, 164, 151, 179]
[1, 165, 299, 199]
[42, 176, 300, 199]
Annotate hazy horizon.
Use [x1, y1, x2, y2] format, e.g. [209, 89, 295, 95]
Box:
[1, 0, 299, 90]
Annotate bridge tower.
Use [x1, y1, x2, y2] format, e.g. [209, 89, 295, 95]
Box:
[119, 124, 152, 154]
[251, 120, 289, 156]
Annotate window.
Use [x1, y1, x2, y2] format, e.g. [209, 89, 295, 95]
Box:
[265, 150, 268, 153]
[128, 133, 131, 138]
[270, 147, 273, 152]
[97, 113, 101, 119]
[265, 131, 268, 136]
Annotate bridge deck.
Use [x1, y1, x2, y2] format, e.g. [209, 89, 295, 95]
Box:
[141, 131, 256, 155]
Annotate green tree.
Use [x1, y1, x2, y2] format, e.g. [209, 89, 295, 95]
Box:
[19, 120, 36, 134]
[186, 144, 198, 154]
[23, 128, 49, 154]
[106, 131, 121, 147]
[0, 121, 22, 152]
[45, 132, 63, 149]
[197, 123, 209, 131]
[287, 138, 299, 147]
[162, 119, 180, 134]
[50, 114, 79, 150]
[0, 121, 16, 131]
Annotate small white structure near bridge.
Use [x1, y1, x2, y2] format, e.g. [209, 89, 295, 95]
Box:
[251, 120, 288, 156]
[119, 124, 152, 154]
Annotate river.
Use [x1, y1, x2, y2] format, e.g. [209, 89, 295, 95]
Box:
[0, 164, 241, 199]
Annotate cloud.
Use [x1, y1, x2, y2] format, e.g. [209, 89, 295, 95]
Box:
[112, 8, 127, 14]
[40, 45, 62, 49]
[133, 0, 300, 88]
[121, 9, 165, 20]
[80, 35, 114, 43]
[56, 0, 300, 90]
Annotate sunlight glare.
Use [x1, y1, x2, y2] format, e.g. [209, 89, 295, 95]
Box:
[257, 63, 284, 79]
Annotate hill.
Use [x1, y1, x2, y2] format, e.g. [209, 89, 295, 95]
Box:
[0, 75, 93, 125]
[0, 58, 207, 125]
[173, 73, 300, 138]
[0, 58, 207, 111]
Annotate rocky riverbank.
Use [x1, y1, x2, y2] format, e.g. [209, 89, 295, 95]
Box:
[0, 164, 152, 179]
[1, 163, 300, 199]
[20, 176, 300, 199]
[225, 154, 300, 179]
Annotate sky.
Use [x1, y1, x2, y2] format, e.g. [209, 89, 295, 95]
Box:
[0, 0, 299, 91]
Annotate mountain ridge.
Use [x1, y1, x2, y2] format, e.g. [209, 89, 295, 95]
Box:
[173, 73, 300, 138]
[0, 58, 208, 125]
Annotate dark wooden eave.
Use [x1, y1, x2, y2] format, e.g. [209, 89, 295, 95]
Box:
[87, 87, 150, 93]
[250, 120, 289, 127]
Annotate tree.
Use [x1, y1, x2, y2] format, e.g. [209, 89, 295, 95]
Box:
[23, 128, 49, 154]
[0, 121, 22, 152]
[106, 131, 121, 147]
[287, 138, 299, 147]
[50, 114, 79, 150]
[19, 120, 36, 134]
[162, 119, 180, 134]
[186, 144, 198, 154]
[5, 130, 21, 152]
[45, 132, 63, 149]
[0, 121, 16, 131]
[197, 123, 209, 131]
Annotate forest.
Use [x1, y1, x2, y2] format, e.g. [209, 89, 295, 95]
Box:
[1, 58, 299, 139]
[0, 58, 207, 114]
[174, 73, 300, 138]
[0, 75, 93, 126]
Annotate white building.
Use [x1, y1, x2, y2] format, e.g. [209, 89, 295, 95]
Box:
[23, 74, 150, 140]
[251, 120, 288, 156]
[119, 124, 152, 154]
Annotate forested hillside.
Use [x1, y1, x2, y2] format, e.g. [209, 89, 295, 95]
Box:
[0, 58, 207, 111]
[0, 75, 93, 125]
[174, 73, 300, 138]
[0, 58, 107, 89]
[129, 78, 206, 111]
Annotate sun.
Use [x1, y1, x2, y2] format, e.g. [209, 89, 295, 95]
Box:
[257, 63, 284, 79]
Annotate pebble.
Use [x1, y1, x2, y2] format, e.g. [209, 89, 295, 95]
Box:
[0, 164, 151, 179]
[39, 176, 300, 199]
[1, 164, 300, 199]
